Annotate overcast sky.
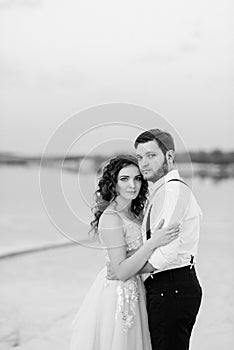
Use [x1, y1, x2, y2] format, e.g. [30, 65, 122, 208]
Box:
[1, 0, 233, 155]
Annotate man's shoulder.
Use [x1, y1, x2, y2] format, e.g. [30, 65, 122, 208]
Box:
[153, 178, 190, 193]
[150, 179, 193, 211]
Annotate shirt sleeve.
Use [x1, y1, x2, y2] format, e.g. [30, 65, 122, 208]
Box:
[148, 186, 188, 270]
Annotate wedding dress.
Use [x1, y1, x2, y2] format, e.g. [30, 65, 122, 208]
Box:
[70, 215, 152, 350]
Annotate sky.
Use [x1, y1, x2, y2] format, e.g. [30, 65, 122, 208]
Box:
[0, 0, 234, 155]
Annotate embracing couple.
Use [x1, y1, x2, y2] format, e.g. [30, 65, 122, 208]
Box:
[70, 128, 202, 350]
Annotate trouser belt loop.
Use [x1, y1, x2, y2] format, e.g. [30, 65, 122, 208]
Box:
[190, 255, 195, 269]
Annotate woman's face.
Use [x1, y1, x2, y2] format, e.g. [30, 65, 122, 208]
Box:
[116, 164, 142, 201]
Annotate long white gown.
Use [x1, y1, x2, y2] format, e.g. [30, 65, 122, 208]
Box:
[70, 216, 152, 350]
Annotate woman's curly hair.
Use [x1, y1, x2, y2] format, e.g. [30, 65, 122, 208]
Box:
[90, 154, 148, 235]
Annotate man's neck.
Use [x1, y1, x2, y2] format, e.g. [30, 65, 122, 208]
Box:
[151, 167, 177, 184]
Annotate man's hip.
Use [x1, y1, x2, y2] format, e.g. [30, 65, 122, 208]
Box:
[144, 265, 202, 350]
[144, 265, 202, 295]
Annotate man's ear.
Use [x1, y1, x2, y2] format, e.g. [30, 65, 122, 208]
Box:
[166, 150, 175, 163]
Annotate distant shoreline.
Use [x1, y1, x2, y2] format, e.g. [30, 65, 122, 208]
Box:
[0, 241, 75, 260]
[1, 150, 234, 179]
[0, 238, 99, 260]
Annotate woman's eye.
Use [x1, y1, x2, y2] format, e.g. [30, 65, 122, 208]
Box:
[135, 177, 142, 181]
[120, 177, 128, 181]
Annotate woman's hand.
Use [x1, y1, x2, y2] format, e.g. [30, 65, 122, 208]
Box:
[148, 219, 180, 249]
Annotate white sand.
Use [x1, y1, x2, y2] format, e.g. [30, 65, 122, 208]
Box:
[0, 226, 233, 350]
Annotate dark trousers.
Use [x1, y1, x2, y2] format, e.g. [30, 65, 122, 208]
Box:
[144, 266, 202, 350]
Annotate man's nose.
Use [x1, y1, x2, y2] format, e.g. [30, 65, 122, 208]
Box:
[141, 157, 149, 167]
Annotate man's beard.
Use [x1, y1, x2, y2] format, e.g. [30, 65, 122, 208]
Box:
[146, 157, 169, 182]
[155, 159, 169, 180]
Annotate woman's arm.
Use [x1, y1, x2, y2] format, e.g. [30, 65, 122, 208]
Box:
[107, 253, 156, 279]
[100, 213, 179, 282]
[138, 261, 156, 274]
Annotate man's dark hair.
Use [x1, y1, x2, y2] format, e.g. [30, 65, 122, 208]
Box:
[134, 129, 175, 156]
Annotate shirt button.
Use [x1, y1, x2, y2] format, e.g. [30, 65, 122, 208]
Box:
[161, 293, 164, 297]
[175, 290, 179, 294]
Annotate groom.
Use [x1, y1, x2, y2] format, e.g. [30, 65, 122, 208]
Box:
[134, 129, 202, 350]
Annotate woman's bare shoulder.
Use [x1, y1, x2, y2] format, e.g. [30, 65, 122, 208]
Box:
[98, 206, 122, 230]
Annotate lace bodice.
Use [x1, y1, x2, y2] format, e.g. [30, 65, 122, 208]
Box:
[103, 215, 143, 265]
[122, 216, 143, 252]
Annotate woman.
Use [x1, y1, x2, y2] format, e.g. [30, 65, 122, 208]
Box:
[70, 155, 179, 350]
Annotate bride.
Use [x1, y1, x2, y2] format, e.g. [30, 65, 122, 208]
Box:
[70, 155, 179, 350]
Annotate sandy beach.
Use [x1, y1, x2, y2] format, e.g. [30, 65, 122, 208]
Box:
[0, 243, 105, 350]
[0, 220, 233, 350]
[1, 0, 234, 346]
[1, 169, 234, 349]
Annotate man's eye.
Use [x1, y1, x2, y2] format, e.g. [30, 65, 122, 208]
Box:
[148, 154, 156, 159]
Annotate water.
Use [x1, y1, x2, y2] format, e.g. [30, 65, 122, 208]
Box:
[0, 165, 234, 256]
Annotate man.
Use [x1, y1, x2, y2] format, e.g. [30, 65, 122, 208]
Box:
[135, 128, 202, 350]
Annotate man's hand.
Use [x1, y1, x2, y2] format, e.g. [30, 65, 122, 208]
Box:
[106, 263, 118, 280]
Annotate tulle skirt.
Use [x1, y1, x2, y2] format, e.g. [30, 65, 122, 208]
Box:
[70, 267, 152, 350]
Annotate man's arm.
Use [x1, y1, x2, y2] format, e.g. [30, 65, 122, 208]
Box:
[148, 185, 190, 270]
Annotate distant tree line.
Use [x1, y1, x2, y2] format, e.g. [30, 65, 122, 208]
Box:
[0, 150, 234, 165]
[175, 150, 234, 164]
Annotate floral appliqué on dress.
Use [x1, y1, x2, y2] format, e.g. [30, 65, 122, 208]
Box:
[103, 218, 143, 331]
[115, 278, 139, 331]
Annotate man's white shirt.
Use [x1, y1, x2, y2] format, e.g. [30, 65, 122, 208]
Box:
[142, 169, 202, 273]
